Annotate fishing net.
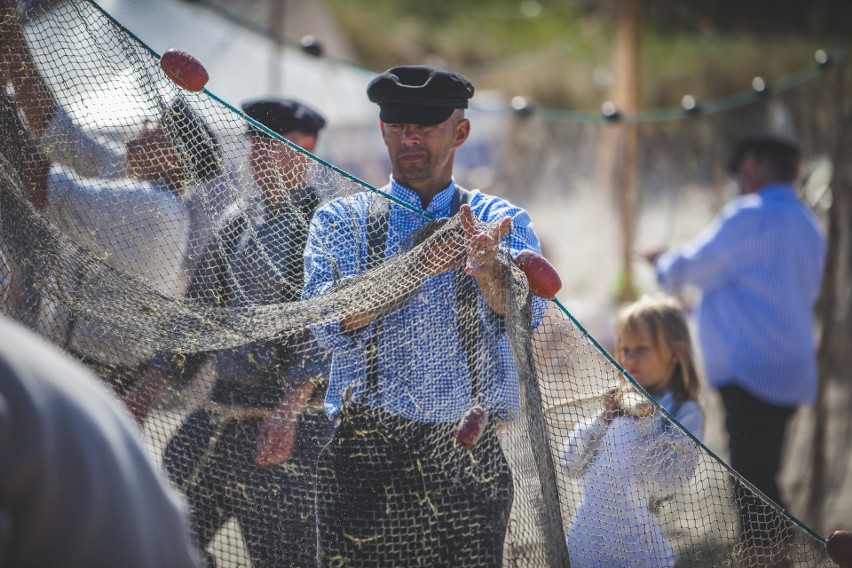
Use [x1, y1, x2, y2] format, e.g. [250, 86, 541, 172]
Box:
[0, 1, 846, 567]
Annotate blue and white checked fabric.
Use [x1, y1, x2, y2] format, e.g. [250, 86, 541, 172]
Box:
[303, 177, 545, 423]
[655, 184, 826, 406]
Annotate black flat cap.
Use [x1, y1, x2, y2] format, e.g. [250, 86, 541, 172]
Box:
[367, 65, 474, 125]
[241, 98, 326, 137]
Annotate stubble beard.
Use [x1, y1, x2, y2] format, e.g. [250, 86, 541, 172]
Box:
[393, 151, 432, 188]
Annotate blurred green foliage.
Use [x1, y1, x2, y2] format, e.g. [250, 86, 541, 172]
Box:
[326, 0, 850, 111]
[641, 0, 852, 36]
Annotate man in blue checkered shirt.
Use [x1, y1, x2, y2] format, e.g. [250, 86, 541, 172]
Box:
[303, 65, 544, 567]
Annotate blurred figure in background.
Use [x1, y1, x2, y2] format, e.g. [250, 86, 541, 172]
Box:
[0, 0, 233, 392]
[124, 98, 331, 568]
[642, 133, 826, 565]
[0, 314, 201, 568]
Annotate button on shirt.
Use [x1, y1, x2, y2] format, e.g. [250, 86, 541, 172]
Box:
[303, 178, 545, 423]
[655, 184, 826, 406]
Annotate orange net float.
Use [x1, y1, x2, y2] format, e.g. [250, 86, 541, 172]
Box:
[513, 250, 562, 300]
[159, 48, 209, 92]
[827, 531, 852, 567]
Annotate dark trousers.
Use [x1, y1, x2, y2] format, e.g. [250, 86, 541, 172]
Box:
[719, 384, 796, 545]
[163, 408, 332, 568]
[315, 408, 513, 568]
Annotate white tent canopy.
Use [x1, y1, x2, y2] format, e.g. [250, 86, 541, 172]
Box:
[26, 0, 376, 130]
[94, 0, 377, 127]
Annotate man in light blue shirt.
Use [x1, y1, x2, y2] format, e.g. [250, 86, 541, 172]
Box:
[643, 133, 826, 552]
[303, 65, 544, 567]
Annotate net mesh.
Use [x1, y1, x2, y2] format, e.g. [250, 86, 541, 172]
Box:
[0, 1, 845, 567]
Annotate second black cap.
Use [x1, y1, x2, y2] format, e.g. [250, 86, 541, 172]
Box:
[242, 98, 326, 137]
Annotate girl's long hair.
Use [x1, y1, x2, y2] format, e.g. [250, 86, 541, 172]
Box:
[616, 294, 702, 402]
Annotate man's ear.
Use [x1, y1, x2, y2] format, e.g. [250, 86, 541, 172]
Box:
[453, 118, 470, 148]
[300, 134, 318, 153]
[742, 153, 757, 173]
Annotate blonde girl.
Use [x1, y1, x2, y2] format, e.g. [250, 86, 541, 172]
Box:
[559, 294, 704, 568]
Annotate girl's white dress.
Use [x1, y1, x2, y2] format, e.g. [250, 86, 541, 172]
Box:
[559, 389, 704, 568]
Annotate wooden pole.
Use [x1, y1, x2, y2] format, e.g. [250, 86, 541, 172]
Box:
[612, 0, 641, 302]
[269, 0, 287, 93]
[807, 59, 849, 530]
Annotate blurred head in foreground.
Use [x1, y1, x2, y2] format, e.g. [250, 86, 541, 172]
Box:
[727, 132, 801, 195]
[0, 315, 201, 568]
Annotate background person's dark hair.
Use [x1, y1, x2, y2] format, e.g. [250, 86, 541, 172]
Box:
[726, 133, 801, 181]
[161, 97, 223, 182]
